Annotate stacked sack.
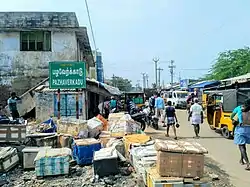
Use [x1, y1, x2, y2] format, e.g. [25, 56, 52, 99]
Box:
[108, 114, 141, 137]
[129, 140, 156, 185]
[155, 139, 208, 178]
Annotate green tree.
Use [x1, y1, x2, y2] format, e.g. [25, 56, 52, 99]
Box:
[206, 47, 250, 80]
[110, 75, 132, 91]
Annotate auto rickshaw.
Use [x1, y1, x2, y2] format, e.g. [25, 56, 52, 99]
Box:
[124, 91, 145, 109]
[206, 88, 250, 139]
[202, 90, 223, 109]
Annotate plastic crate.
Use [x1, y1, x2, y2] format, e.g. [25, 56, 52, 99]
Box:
[73, 139, 101, 165]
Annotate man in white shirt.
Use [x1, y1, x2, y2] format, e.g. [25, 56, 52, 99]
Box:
[188, 98, 203, 138]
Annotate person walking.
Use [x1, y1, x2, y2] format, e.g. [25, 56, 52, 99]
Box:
[164, 101, 178, 139]
[155, 93, 165, 126]
[149, 94, 156, 114]
[188, 98, 203, 138]
[7, 92, 21, 120]
[231, 99, 250, 170]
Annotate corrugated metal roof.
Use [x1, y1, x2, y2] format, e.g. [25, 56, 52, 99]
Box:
[34, 77, 121, 95]
[100, 83, 122, 95]
[221, 73, 250, 84]
[189, 80, 221, 89]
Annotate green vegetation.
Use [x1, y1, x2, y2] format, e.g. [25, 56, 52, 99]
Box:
[206, 47, 250, 80]
[110, 75, 132, 91]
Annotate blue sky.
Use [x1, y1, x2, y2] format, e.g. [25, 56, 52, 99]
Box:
[1, 0, 250, 86]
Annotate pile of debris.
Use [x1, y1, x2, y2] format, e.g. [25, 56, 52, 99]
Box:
[0, 112, 213, 187]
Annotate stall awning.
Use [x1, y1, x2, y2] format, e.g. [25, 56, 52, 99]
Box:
[189, 80, 221, 89]
[99, 82, 122, 96]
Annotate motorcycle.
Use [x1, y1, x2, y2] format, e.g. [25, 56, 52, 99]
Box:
[130, 112, 146, 131]
[127, 101, 146, 131]
[142, 107, 159, 130]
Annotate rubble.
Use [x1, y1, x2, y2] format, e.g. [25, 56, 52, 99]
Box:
[2, 165, 140, 187]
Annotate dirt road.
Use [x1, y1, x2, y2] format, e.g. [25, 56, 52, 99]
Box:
[145, 110, 250, 187]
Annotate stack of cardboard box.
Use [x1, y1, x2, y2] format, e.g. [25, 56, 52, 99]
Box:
[146, 139, 210, 187]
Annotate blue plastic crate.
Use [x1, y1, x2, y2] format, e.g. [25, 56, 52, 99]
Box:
[73, 140, 101, 165]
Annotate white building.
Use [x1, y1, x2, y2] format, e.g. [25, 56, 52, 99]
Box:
[0, 12, 94, 95]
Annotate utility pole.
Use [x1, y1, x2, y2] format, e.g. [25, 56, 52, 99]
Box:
[145, 74, 149, 88]
[112, 74, 116, 87]
[141, 73, 146, 90]
[153, 57, 159, 87]
[136, 80, 141, 91]
[157, 67, 163, 89]
[169, 60, 176, 88]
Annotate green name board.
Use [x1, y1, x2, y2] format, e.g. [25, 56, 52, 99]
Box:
[49, 61, 86, 89]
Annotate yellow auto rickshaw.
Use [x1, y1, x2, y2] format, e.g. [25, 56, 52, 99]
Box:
[206, 88, 250, 139]
[202, 90, 223, 109]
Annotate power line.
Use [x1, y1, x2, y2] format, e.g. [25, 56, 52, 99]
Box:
[180, 68, 210, 71]
[85, 0, 97, 52]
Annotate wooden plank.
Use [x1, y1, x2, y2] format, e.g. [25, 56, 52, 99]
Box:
[0, 125, 26, 143]
[147, 167, 184, 183]
[0, 130, 26, 134]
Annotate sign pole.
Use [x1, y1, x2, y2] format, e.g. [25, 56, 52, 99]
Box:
[57, 89, 60, 119]
[76, 88, 79, 119]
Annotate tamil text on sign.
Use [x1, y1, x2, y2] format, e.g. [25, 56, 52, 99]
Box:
[49, 61, 86, 89]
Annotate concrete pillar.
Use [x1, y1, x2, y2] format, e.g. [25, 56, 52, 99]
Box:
[82, 90, 87, 120]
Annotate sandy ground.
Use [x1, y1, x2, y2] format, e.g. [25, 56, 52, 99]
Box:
[145, 109, 250, 187]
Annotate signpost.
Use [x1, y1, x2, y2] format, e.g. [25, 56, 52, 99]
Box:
[49, 61, 86, 119]
[180, 79, 189, 89]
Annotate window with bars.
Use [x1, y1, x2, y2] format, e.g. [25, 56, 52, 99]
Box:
[20, 31, 51, 51]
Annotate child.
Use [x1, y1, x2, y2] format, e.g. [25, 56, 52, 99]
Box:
[164, 101, 178, 139]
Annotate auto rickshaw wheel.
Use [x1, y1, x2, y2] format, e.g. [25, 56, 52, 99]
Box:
[221, 126, 231, 139]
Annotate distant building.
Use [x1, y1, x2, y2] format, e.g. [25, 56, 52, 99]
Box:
[0, 12, 94, 95]
[93, 51, 104, 83]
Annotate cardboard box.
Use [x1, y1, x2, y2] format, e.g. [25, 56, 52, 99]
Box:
[99, 131, 111, 147]
[157, 151, 204, 178]
[22, 147, 51, 169]
[182, 154, 204, 178]
[157, 151, 183, 177]
[57, 119, 88, 137]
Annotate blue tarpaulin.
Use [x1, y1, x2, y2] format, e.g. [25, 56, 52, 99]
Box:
[41, 118, 57, 133]
[189, 81, 221, 89]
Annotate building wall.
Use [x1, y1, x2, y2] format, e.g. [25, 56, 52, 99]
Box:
[35, 92, 54, 122]
[35, 91, 86, 122]
[0, 31, 78, 94]
[0, 12, 79, 28]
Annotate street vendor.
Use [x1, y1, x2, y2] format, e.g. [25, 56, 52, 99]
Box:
[7, 92, 21, 120]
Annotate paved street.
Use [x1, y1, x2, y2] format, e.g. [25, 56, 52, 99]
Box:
[145, 109, 250, 187]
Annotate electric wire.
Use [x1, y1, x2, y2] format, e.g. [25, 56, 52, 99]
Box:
[84, 0, 97, 52]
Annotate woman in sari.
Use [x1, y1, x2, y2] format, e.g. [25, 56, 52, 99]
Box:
[231, 99, 250, 170]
